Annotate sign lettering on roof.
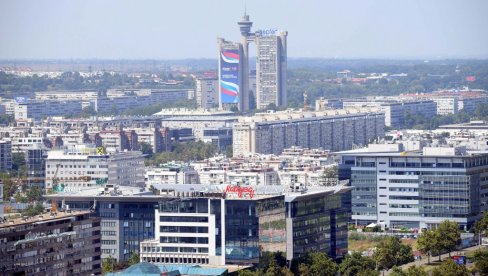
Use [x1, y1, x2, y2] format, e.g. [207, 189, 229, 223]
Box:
[224, 185, 254, 199]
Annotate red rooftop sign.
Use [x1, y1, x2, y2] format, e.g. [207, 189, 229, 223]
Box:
[225, 185, 255, 199]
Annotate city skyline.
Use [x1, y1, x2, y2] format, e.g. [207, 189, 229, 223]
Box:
[0, 0, 487, 60]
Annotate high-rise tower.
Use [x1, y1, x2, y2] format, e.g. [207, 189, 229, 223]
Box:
[255, 29, 288, 109]
[217, 38, 242, 109]
[237, 14, 253, 112]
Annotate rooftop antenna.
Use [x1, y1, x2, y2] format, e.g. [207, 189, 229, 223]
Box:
[244, 0, 247, 16]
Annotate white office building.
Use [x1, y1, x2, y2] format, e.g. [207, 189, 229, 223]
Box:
[45, 145, 145, 192]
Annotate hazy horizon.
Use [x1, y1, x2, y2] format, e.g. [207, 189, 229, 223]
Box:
[1, 0, 488, 60]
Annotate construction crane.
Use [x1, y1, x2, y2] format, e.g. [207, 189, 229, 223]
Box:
[50, 164, 61, 212]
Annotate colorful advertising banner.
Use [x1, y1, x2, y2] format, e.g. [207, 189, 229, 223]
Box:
[220, 49, 240, 104]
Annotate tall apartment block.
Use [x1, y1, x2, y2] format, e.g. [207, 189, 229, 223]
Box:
[255, 29, 287, 109]
[339, 144, 488, 230]
[0, 211, 101, 275]
[232, 109, 385, 156]
[195, 77, 219, 109]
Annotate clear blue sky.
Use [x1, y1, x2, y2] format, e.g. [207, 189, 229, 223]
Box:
[1, 0, 487, 59]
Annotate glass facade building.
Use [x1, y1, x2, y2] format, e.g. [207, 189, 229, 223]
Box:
[285, 189, 351, 261]
[143, 195, 286, 266]
[340, 149, 488, 230]
[53, 195, 159, 262]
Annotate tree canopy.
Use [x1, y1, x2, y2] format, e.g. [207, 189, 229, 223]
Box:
[431, 259, 469, 276]
[146, 141, 217, 165]
[339, 252, 377, 276]
[373, 236, 414, 271]
[298, 252, 338, 276]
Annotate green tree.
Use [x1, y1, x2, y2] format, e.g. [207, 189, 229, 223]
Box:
[259, 252, 287, 270]
[1, 175, 17, 201]
[390, 266, 428, 276]
[238, 270, 262, 276]
[357, 269, 379, 276]
[373, 236, 414, 271]
[298, 252, 338, 276]
[264, 258, 282, 276]
[127, 251, 140, 266]
[431, 259, 469, 276]
[321, 165, 339, 186]
[22, 202, 44, 217]
[417, 229, 438, 264]
[139, 142, 153, 156]
[102, 256, 117, 274]
[390, 266, 407, 276]
[225, 145, 233, 157]
[12, 152, 27, 176]
[298, 263, 312, 276]
[81, 106, 97, 117]
[279, 266, 294, 276]
[25, 186, 44, 202]
[471, 249, 488, 275]
[475, 211, 488, 236]
[436, 220, 461, 258]
[339, 252, 377, 276]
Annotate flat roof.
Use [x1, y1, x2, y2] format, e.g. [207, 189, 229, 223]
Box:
[284, 184, 352, 202]
[44, 184, 353, 202]
[0, 210, 92, 228]
[338, 148, 488, 158]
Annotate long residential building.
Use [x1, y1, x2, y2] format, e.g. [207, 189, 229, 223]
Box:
[14, 99, 84, 120]
[342, 99, 437, 128]
[232, 109, 385, 156]
[0, 210, 101, 275]
[339, 143, 488, 230]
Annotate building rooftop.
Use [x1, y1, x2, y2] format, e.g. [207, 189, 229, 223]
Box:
[105, 262, 229, 276]
[338, 143, 488, 157]
[154, 108, 235, 117]
[284, 181, 352, 202]
[0, 210, 92, 228]
[237, 108, 383, 124]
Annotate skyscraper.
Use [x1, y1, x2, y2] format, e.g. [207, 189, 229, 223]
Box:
[255, 29, 288, 109]
[217, 38, 243, 110]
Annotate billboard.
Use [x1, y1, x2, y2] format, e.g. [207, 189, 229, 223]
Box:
[220, 49, 240, 104]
